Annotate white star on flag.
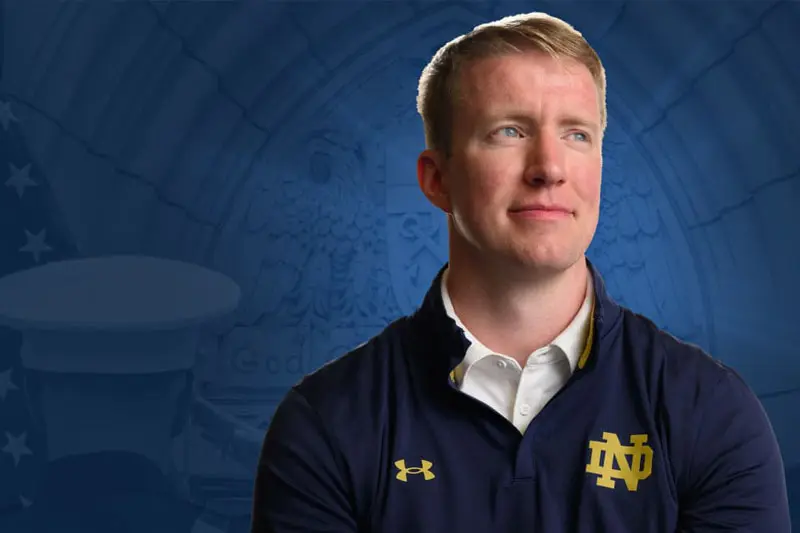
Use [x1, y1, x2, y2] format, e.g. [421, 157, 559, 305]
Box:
[3, 432, 33, 467]
[6, 163, 37, 198]
[19, 229, 52, 263]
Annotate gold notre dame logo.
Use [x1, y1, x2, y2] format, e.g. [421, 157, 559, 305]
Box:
[585, 432, 653, 492]
[394, 459, 435, 482]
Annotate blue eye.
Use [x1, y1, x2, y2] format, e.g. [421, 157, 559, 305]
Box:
[499, 126, 521, 138]
[570, 131, 589, 142]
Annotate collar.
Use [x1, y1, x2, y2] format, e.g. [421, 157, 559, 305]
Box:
[408, 257, 620, 386]
[440, 266, 594, 377]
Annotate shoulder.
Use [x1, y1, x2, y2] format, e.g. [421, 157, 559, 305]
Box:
[257, 315, 416, 499]
[618, 306, 736, 388]
[615, 306, 765, 434]
[617, 307, 771, 452]
[616, 309, 781, 488]
[281, 315, 415, 418]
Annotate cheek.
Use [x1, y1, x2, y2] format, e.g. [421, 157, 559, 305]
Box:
[451, 160, 506, 207]
[574, 165, 603, 205]
[464, 153, 519, 199]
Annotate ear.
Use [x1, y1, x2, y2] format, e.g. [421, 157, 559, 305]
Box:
[417, 149, 452, 214]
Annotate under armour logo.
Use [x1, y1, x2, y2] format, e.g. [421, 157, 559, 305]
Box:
[585, 432, 653, 492]
[394, 459, 435, 482]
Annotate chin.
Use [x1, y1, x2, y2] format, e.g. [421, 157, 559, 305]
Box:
[510, 248, 585, 275]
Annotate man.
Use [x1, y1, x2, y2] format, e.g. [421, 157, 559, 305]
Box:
[251, 12, 791, 532]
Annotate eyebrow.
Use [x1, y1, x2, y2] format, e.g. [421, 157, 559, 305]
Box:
[559, 116, 601, 134]
[487, 112, 600, 134]
[560, 114, 598, 126]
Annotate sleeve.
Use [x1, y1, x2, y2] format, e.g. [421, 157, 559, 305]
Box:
[250, 387, 358, 533]
[677, 370, 791, 532]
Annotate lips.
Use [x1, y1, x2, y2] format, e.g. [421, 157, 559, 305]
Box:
[510, 204, 572, 214]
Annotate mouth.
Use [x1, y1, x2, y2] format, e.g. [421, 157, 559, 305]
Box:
[509, 204, 573, 219]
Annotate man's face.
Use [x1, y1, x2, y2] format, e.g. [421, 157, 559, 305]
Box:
[419, 50, 603, 275]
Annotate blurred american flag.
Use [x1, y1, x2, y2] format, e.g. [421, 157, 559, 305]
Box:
[0, 96, 80, 515]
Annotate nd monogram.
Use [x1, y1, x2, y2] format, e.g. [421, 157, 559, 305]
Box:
[585, 432, 653, 491]
[394, 459, 435, 482]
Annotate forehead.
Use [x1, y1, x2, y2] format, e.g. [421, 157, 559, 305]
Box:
[455, 51, 600, 119]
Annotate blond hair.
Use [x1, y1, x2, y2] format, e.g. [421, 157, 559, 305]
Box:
[416, 12, 607, 156]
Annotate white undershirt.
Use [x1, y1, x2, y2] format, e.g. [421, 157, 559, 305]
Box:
[441, 268, 594, 434]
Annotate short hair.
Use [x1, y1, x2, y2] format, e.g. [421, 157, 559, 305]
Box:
[416, 12, 607, 156]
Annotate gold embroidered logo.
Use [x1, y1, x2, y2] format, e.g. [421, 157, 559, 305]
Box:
[585, 432, 653, 491]
[394, 459, 435, 482]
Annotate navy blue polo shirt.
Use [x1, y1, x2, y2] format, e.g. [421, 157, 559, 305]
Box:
[251, 260, 790, 532]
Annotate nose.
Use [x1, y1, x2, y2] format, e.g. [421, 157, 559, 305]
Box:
[523, 131, 565, 186]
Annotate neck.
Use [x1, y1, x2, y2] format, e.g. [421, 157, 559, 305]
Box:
[446, 249, 589, 366]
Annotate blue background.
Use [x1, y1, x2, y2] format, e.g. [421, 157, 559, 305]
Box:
[0, 0, 797, 531]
